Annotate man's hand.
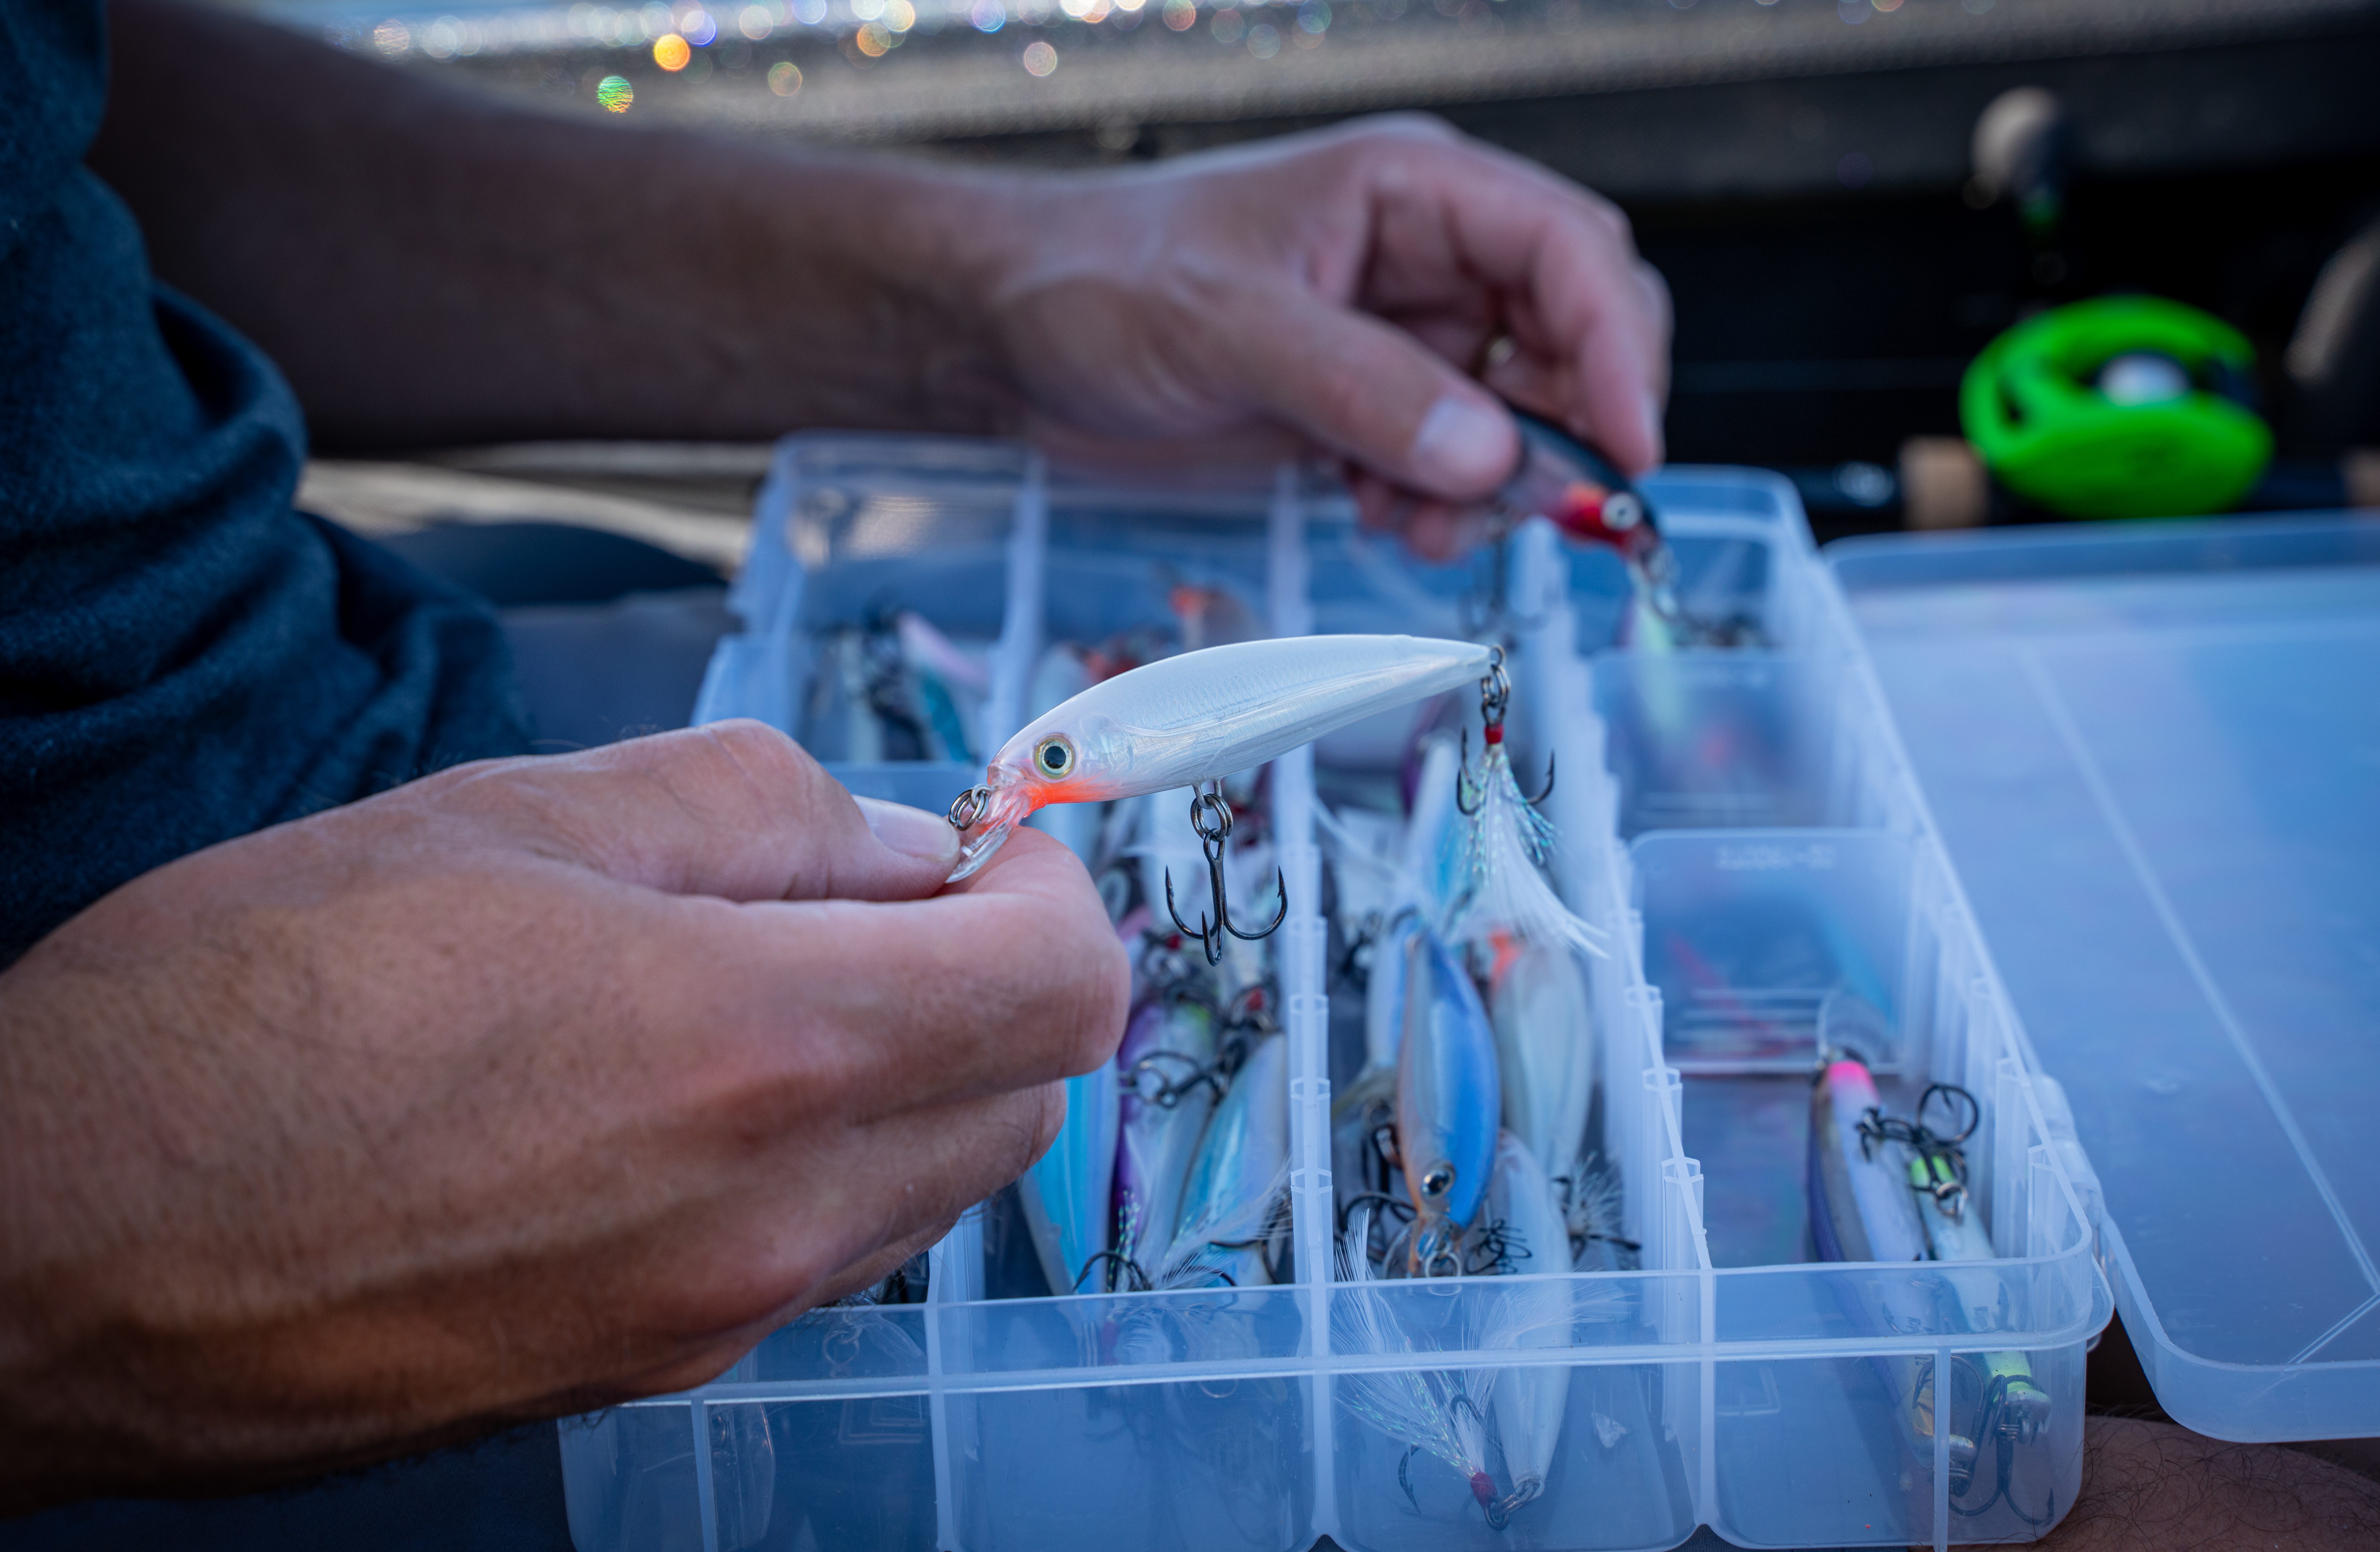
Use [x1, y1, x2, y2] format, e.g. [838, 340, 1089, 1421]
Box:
[0, 723, 1128, 1513]
[97, 6, 1665, 563]
[985, 117, 1673, 560]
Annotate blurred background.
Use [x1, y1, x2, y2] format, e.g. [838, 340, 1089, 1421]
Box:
[243, 0, 2380, 545]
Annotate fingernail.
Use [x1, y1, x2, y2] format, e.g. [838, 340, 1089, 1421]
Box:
[856, 796, 961, 864]
[1410, 395, 1515, 495]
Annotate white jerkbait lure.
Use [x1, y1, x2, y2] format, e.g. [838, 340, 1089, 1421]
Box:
[945, 635, 1498, 882]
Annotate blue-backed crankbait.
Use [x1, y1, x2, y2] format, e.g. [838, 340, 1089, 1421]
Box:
[1397, 928, 1501, 1277]
[1019, 1058, 1120, 1296]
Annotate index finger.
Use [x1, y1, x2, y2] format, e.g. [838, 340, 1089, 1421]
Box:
[1365, 127, 1670, 473]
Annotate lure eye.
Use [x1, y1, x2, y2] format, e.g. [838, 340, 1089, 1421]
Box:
[1034, 736, 1075, 779]
[1421, 1163, 1456, 1200]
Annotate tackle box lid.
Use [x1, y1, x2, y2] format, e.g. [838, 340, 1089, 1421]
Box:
[1827, 510, 2380, 1443]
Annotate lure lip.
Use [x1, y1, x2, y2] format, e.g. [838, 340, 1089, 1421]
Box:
[945, 774, 1035, 883]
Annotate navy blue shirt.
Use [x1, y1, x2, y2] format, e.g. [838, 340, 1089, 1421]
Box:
[0, 2, 531, 965]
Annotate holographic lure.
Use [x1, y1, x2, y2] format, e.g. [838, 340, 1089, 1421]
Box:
[1018, 1059, 1120, 1296]
[1111, 995, 1220, 1285]
[1397, 928, 1501, 1277]
[946, 635, 1498, 882]
[1491, 940, 1598, 1188]
[1159, 1032, 1291, 1290]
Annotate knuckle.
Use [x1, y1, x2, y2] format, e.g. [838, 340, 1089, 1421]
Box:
[692, 719, 818, 801]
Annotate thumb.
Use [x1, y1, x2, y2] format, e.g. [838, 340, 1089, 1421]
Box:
[438, 721, 962, 904]
[1218, 287, 1518, 502]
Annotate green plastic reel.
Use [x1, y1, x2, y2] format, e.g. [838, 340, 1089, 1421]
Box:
[1960, 296, 2272, 519]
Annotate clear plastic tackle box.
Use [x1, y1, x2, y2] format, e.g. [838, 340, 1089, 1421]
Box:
[559, 435, 2119, 1552]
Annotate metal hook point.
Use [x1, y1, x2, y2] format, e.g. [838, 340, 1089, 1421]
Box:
[1162, 782, 1287, 966]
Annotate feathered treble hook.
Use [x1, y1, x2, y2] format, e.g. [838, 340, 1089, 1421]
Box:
[1163, 782, 1287, 967]
[1453, 648, 1554, 815]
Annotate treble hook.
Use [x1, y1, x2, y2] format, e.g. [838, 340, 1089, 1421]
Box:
[1163, 782, 1287, 966]
[1453, 647, 1555, 814]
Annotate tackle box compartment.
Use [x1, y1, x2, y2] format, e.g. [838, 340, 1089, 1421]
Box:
[1832, 514, 2380, 1444]
[561, 437, 2111, 1552]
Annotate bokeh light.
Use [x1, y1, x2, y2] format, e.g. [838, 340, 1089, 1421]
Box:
[677, 1, 720, 39]
[768, 58, 803, 91]
[653, 30, 691, 66]
[596, 73, 634, 110]
[1210, 7, 1242, 41]
[793, 0, 827, 20]
[1163, 0, 1196, 28]
[854, 19, 891, 51]
[886, 0, 916, 29]
[1021, 37, 1057, 73]
[972, 0, 1007, 30]
[1246, 19, 1279, 53]
[1298, 0, 1328, 30]
[740, 3, 775, 35]
[373, 18, 412, 54]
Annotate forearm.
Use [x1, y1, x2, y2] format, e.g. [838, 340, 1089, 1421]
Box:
[92, 0, 1034, 450]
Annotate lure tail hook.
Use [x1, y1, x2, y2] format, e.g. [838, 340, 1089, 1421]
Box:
[1455, 648, 1554, 814]
[1163, 783, 1288, 966]
[1455, 729, 1555, 814]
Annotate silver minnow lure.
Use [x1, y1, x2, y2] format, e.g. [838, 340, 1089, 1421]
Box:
[946, 635, 1496, 881]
